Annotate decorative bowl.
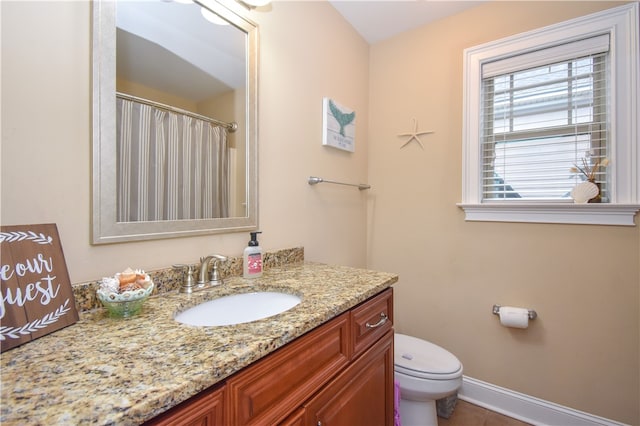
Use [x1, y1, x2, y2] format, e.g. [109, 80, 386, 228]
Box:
[97, 281, 154, 318]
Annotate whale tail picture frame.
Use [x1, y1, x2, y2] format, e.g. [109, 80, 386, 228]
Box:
[322, 97, 356, 152]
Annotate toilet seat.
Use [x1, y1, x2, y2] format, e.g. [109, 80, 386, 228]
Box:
[394, 333, 463, 381]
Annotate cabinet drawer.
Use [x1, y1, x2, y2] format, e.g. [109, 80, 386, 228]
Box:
[227, 312, 351, 425]
[351, 288, 393, 357]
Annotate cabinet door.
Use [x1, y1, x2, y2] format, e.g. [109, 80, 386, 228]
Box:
[227, 312, 351, 425]
[304, 330, 394, 426]
[145, 385, 225, 426]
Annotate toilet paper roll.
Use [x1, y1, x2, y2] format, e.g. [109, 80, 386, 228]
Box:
[499, 306, 529, 329]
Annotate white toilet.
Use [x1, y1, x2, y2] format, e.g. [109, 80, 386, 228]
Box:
[394, 333, 463, 426]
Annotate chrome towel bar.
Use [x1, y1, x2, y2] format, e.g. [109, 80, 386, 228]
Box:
[308, 176, 371, 190]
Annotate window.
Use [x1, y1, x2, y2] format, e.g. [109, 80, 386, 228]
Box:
[483, 36, 608, 201]
[460, 4, 639, 226]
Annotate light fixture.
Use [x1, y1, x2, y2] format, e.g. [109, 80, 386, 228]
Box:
[200, 7, 229, 25]
[238, 0, 271, 8]
[243, 0, 270, 6]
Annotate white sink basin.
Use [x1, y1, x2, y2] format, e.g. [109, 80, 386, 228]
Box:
[174, 291, 301, 326]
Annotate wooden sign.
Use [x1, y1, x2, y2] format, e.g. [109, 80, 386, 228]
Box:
[0, 224, 79, 352]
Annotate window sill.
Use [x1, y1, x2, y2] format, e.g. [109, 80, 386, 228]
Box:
[457, 203, 640, 226]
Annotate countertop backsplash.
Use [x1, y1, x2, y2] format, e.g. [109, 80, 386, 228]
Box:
[72, 247, 305, 312]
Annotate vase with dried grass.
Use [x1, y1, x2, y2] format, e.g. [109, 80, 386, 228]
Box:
[570, 156, 609, 203]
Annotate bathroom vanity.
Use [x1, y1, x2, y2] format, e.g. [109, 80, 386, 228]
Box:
[149, 288, 394, 425]
[0, 262, 397, 425]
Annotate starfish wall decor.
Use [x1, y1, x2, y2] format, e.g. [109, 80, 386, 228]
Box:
[397, 118, 434, 149]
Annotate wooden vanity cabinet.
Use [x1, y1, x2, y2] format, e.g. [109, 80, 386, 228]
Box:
[293, 288, 394, 426]
[147, 288, 394, 426]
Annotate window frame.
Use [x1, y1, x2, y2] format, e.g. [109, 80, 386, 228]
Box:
[459, 3, 639, 226]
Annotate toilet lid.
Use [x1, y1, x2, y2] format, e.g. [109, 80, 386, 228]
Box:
[394, 333, 463, 380]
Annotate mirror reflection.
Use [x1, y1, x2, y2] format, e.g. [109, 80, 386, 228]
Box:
[92, 0, 258, 243]
[116, 0, 246, 221]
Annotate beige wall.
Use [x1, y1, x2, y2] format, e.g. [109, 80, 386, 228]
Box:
[2, 1, 638, 424]
[1, 1, 369, 283]
[367, 2, 639, 424]
[116, 77, 198, 111]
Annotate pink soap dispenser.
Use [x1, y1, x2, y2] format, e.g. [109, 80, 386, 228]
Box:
[243, 231, 263, 278]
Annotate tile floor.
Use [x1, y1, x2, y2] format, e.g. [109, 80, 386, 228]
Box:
[437, 400, 532, 426]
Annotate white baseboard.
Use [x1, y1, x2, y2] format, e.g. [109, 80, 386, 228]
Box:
[458, 376, 629, 426]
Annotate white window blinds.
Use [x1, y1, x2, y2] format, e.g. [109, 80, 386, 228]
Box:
[480, 34, 610, 201]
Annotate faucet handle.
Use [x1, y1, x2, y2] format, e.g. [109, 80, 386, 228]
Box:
[209, 255, 227, 286]
[173, 264, 196, 294]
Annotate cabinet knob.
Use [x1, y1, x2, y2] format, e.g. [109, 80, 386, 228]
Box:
[365, 312, 388, 329]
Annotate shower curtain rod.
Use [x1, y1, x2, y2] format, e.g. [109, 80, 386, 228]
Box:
[117, 92, 238, 133]
[308, 176, 371, 190]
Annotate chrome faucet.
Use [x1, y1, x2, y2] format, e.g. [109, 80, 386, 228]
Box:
[198, 254, 227, 287]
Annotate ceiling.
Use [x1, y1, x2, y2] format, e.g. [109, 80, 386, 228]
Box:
[328, 1, 484, 44]
[116, 0, 246, 102]
[116, 1, 484, 103]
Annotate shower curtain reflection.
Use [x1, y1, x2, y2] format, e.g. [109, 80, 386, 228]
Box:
[116, 96, 229, 222]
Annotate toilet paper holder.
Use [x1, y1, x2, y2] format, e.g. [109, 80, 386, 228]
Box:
[492, 304, 537, 320]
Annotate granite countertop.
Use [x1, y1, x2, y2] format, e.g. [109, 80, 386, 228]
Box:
[1, 262, 398, 425]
